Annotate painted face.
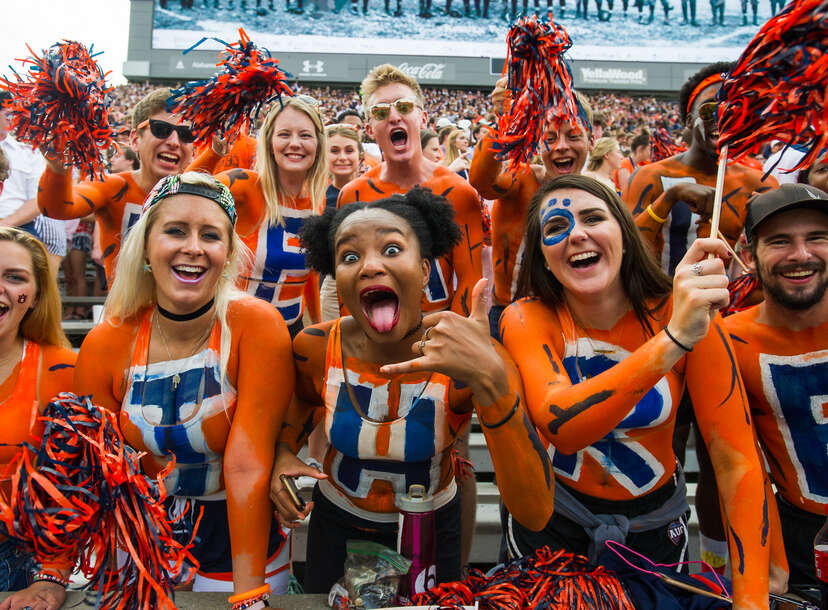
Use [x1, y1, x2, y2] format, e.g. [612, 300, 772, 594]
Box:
[130, 111, 194, 183]
[145, 194, 231, 315]
[364, 83, 427, 164]
[422, 136, 441, 163]
[539, 187, 624, 302]
[541, 120, 592, 179]
[754, 208, 828, 311]
[271, 106, 319, 180]
[334, 208, 429, 341]
[807, 156, 828, 193]
[328, 134, 360, 181]
[0, 241, 37, 341]
[687, 83, 721, 158]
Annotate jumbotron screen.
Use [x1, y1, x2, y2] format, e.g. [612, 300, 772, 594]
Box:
[151, 0, 771, 64]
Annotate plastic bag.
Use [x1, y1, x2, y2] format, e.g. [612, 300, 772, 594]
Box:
[328, 540, 411, 609]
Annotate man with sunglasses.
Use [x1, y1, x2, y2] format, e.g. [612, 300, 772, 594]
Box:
[622, 61, 778, 580]
[37, 88, 194, 282]
[338, 64, 485, 572]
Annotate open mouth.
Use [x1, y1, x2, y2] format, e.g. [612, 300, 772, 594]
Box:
[390, 128, 408, 150]
[568, 251, 601, 269]
[158, 152, 180, 166]
[552, 158, 576, 174]
[0, 303, 8, 319]
[780, 269, 817, 282]
[360, 285, 400, 333]
[172, 264, 207, 284]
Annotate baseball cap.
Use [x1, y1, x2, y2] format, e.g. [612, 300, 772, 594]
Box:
[435, 117, 454, 129]
[457, 118, 471, 131]
[745, 183, 828, 241]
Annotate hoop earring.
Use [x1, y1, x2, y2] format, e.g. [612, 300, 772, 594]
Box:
[143, 261, 152, 273]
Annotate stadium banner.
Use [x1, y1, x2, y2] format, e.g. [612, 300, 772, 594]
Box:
[127, 0, 774, 90]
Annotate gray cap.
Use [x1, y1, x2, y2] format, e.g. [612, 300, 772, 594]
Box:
[745, 183, 828, 242]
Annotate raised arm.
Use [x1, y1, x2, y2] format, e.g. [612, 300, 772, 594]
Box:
[468, 133, 523, 201]
[448, 184, 485, 316]
[686, 317, 770, 610]
[38, 165, 123, 220]
[223, 302, 294, 594]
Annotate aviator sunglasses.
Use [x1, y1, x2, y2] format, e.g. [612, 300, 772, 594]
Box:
[137, 119, 196, 144]
[696, 101, 719, 123]
[367, 98, 420, 121]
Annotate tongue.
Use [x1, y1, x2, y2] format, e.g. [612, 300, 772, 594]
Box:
[366, 299, 397, 333]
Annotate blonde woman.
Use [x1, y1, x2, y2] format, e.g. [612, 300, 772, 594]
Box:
[440, 128, 471, 179]
[74, 173, 294, 606]
[191, 98, 328, 336]
[584, 137, 624, 193]
[325, 124, 363, 209]
[0, 228, 75, 610]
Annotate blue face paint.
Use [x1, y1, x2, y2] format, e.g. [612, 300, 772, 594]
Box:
[540, 198, 575, 246]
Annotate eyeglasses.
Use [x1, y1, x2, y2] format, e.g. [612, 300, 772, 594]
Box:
[696, 101, 718, 123]
[367, 98, 419, 121]
[137, 119, 196, 144]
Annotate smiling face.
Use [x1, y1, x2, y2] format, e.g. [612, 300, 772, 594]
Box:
[541, 120, 592, 179]
[145, 194, 231, 315]
[686, 83, 720, 158]
[365, 83, 427, 164]
[130, 111, 194, 184]
[328, 134, 360, 181]
[334, 208, 429, 341]
[0, 241, 37, 342]
[539, 187, 625, 303]
[754, 208, 828, 311]
[271, 106, 319, 181]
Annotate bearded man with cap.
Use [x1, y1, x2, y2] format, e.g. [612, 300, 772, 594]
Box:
[725, 183, 828, 590]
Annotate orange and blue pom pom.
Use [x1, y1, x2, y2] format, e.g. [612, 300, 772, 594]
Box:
[716, 0, 828, 173]
[651, 126, 685, 162]
[494, 15, 591, 174]
[167, 28, 293, 147]
[0, 41, 114, 180]
[0, 393, 198, 610]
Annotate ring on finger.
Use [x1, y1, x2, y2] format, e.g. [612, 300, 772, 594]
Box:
[418, 338, 427, 355]
[690, 262, 703, 276]
[423, 326, 433, 341]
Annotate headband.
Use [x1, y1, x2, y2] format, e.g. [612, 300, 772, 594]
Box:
[142, 174, 237, 226]
[686, 73, 725, 115]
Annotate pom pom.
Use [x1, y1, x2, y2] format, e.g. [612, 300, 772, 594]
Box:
[0, 41, 114, 180]
[167, 28, 293, 146]
[0, 393, 199, 609]
[650, 127, 686, 162]
[494, 15, 590, 174]
[408, 546, 635, 609]
[716, 0, 828, 172]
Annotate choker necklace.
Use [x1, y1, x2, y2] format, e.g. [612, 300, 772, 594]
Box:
[157, 298, 215, 322]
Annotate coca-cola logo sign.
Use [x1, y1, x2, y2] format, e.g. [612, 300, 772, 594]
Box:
[397, 62, 446, 81]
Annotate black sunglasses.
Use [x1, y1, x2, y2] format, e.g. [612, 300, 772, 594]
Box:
[137, 119, 196, 144]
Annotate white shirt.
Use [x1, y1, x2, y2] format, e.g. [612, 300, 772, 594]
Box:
[0, 135, 45, 218]
[763, 146, 806, 185]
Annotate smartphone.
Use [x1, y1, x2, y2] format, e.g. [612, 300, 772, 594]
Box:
[279, 474, 306, 511]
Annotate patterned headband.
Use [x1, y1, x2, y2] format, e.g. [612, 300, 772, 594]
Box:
[142, 174, 237, 226]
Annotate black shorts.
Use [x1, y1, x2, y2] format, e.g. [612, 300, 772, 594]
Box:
[304, 484, 462, 594]
[502, 479, 690, 571]
[777, 493, 823, 587]
[168, 496, 286, 578]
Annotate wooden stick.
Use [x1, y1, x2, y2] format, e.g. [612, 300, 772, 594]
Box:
[657, 572, 732, 603]
[717, 230, 750, 273]
[708, 143, 729, 260]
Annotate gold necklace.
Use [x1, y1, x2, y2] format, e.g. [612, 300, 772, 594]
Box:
[153, 313, 214, 390]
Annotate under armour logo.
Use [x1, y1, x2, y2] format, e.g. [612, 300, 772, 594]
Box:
[302, 60, 324, 73]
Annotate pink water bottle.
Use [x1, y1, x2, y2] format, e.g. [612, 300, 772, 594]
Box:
[397, 484, 437, 598]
